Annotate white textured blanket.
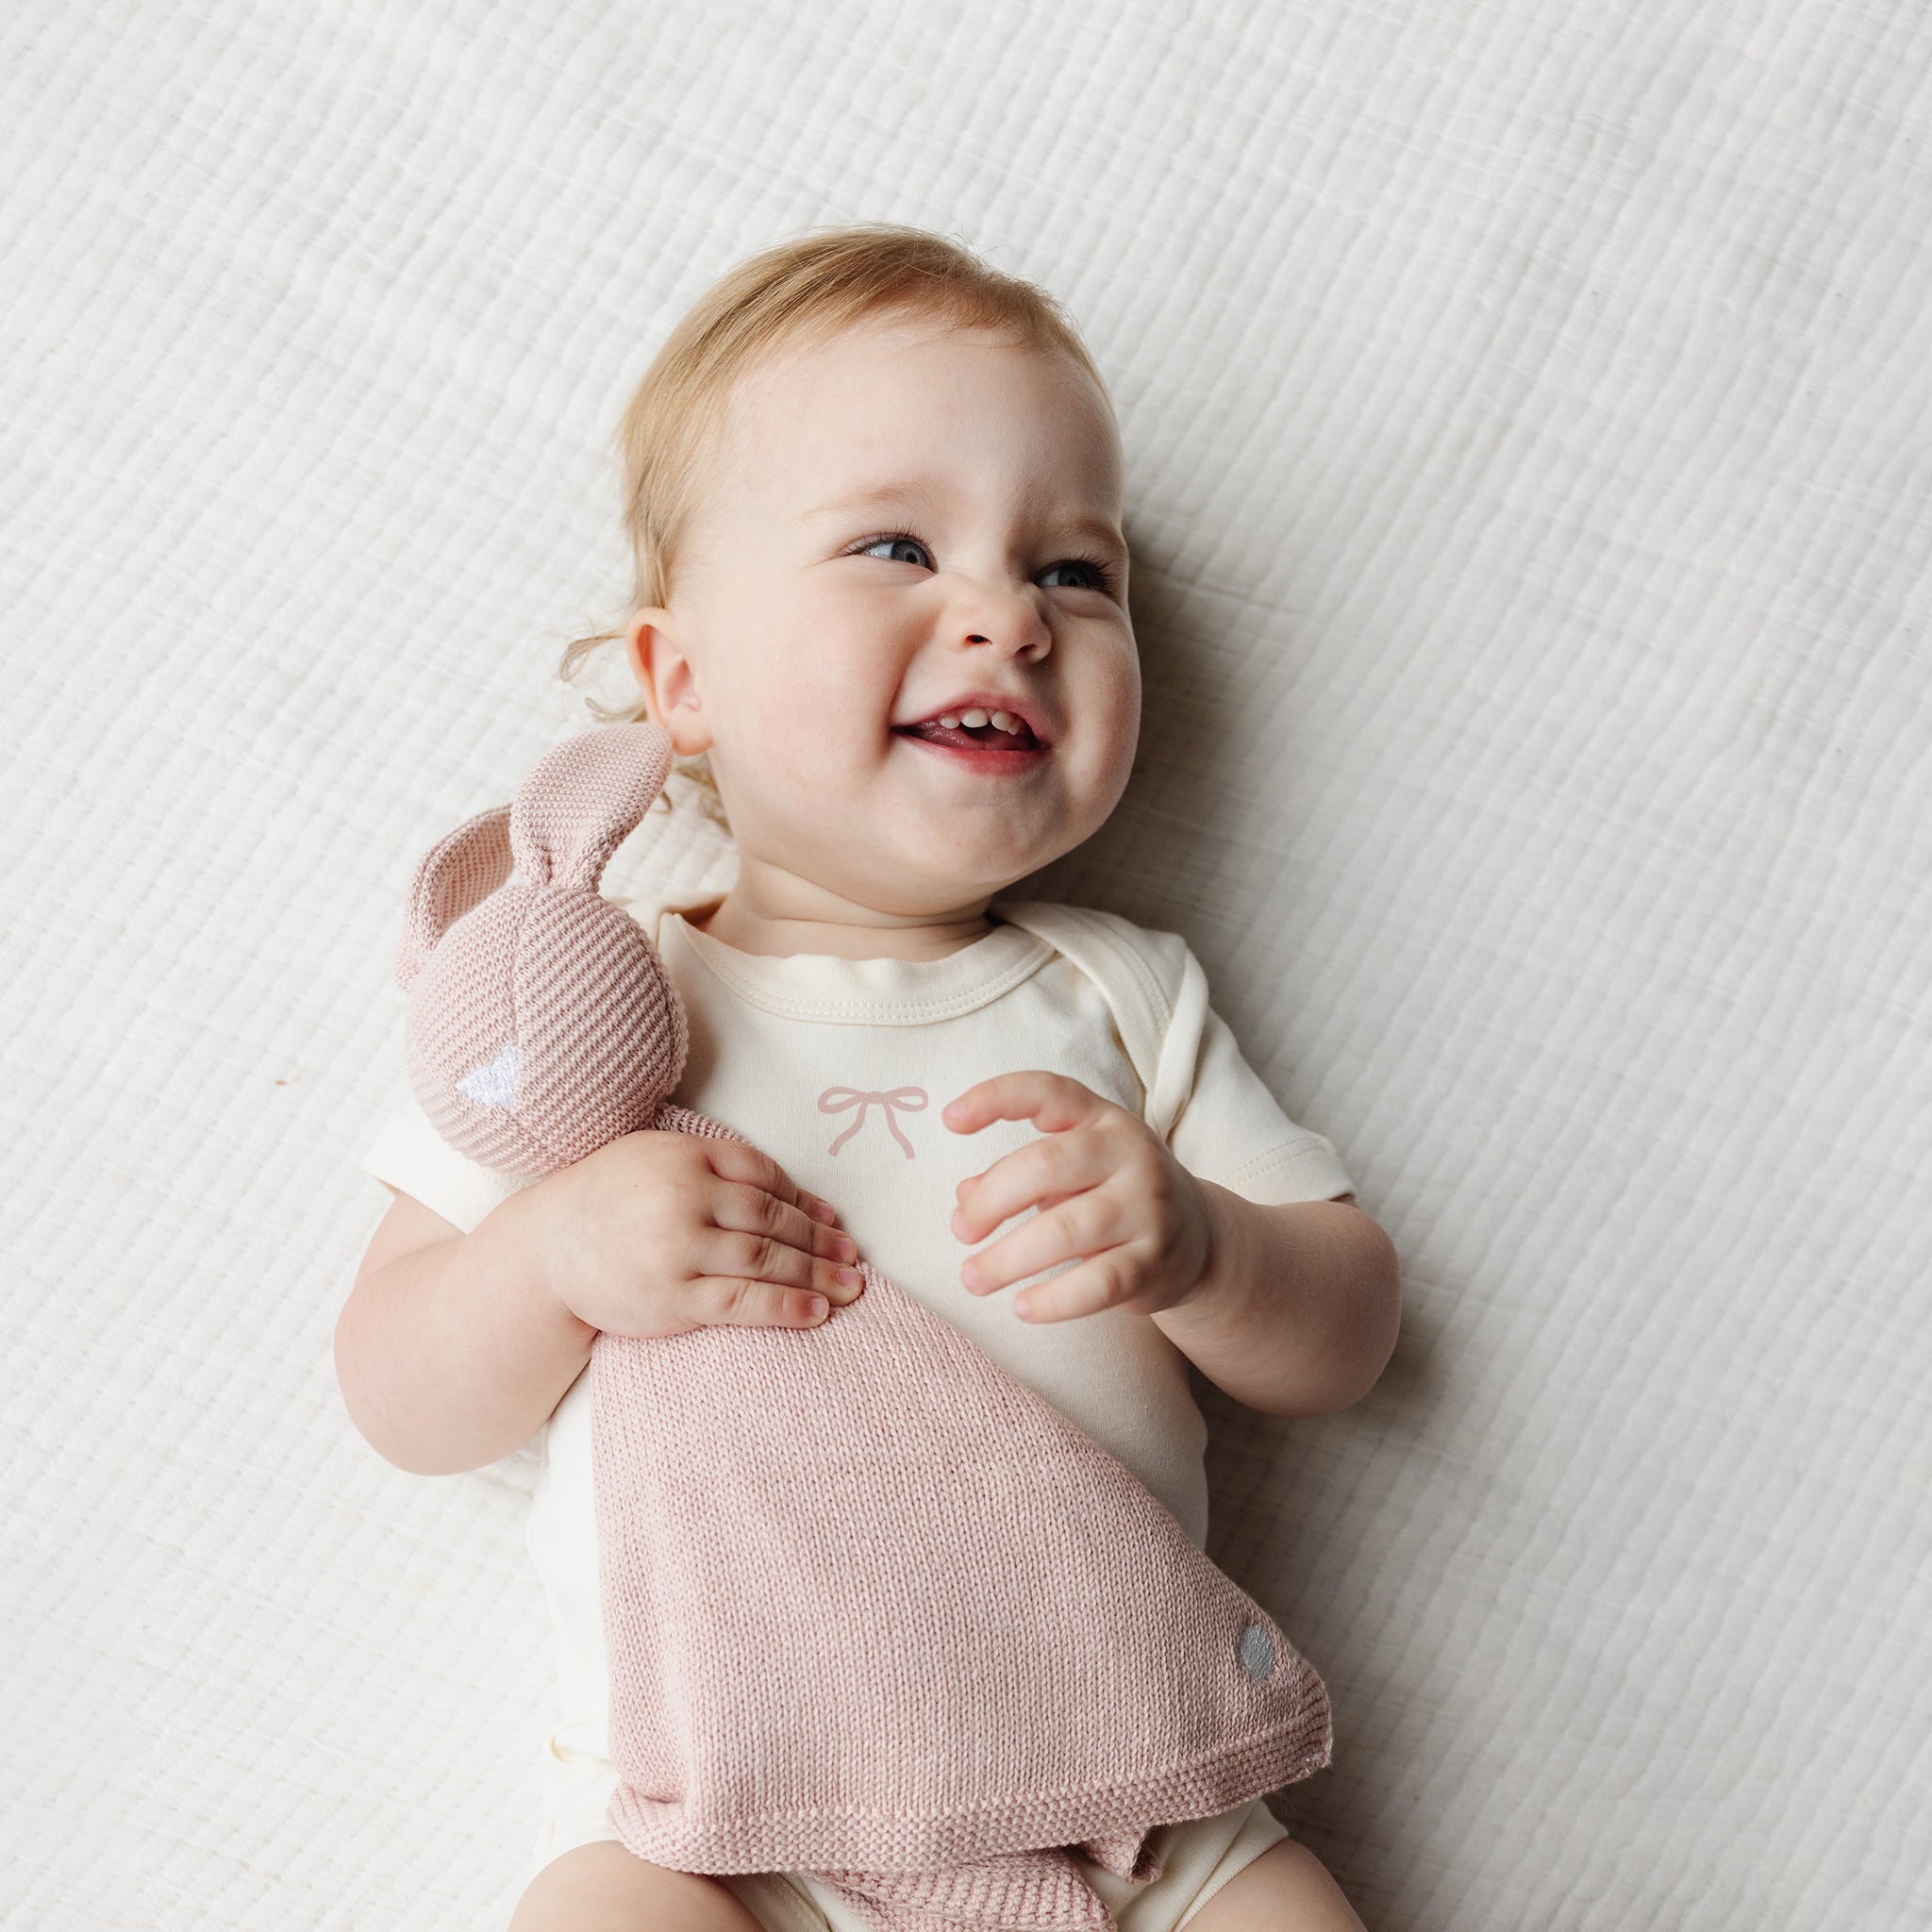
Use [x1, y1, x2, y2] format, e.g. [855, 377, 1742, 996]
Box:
[4, 2, 1926, 1927]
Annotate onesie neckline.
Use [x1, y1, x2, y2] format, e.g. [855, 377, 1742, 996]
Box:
[662, 902, 1055, 1026]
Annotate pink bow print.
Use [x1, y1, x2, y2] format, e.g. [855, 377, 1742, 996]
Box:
[818, 1085, 928, 1157]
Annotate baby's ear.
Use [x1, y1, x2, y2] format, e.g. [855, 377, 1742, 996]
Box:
[508, 723, 675, 893]
[394, 803, 512, 992]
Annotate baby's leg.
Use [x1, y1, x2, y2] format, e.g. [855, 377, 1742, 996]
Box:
[1179, 1839, 1368, 1932]
[508, 1841, 766, 1932]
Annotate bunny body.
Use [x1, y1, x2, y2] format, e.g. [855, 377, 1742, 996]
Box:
[384, 724, 1341, 1932]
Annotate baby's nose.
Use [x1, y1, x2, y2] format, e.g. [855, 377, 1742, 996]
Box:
[953, 592, 1050, 658]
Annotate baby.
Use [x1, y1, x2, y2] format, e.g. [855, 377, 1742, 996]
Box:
[337, 225, 1398, 1932]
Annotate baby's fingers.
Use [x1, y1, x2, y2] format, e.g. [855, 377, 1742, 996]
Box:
[698, 1137, 845, 1232]
[710, 1175, 858, 1274]
[701, 1224, 864, 1319]
[681, 1273, 849, 1330]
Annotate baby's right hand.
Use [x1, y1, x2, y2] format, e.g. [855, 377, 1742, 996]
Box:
[526, 1129, 865, 1336]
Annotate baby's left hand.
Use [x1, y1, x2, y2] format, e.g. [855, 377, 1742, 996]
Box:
[941, 1072, 1213, 1323]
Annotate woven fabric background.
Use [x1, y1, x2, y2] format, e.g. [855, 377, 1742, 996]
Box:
[4, 2, 1926, 1926]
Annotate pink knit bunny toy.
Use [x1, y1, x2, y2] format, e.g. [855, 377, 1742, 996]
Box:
[395, 723, 1333, 1932]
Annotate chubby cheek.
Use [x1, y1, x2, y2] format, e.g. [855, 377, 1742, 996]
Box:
[733, 680, 839, 794]
[730, 628, 896, 791]
[1074, 647, 1141, 806]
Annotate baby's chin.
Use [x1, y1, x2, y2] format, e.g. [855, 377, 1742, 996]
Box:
[724, 735, 1108, 882]
[756, 804, 1060, 912]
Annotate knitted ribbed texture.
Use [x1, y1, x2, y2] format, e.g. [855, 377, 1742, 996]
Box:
[394, 725, 1334, 1932]
[395, 730, 688, 1176]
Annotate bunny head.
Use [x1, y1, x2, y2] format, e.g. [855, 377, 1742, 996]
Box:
[394, 723, 690, 1178]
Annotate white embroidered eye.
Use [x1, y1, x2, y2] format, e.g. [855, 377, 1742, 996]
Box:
[456, 1043, 518, 1108]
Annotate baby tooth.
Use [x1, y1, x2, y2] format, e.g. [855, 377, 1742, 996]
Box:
[991, 709, 1016, 733]
[961, 708, 990, 728]
[938, 713, 961, 729]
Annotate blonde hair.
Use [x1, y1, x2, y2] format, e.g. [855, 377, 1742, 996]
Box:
[558, 224, 1115, 826]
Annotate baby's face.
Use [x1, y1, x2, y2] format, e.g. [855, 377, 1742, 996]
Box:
[637, 315, 1140, 921]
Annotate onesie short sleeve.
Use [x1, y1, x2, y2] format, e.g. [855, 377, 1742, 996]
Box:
[1164, 1001, 1357, 1207]
[360, 1083, 534, 1236]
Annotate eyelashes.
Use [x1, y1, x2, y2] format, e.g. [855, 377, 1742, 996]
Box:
[1041, 555, 1123, 596]
[848, 530, 1122, 598]
[854, 533, 933, 569]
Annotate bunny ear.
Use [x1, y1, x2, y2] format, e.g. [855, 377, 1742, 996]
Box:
[508, 722, 675, 893]
[394, 802, 513, 991]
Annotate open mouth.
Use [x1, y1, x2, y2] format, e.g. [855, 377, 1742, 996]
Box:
[895, 715, 1045, 754]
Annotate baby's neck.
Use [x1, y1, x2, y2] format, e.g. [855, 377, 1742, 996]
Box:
[692, 880, 1001, 962]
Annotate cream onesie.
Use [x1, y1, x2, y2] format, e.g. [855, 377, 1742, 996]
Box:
[359, 888, 1357, 1932]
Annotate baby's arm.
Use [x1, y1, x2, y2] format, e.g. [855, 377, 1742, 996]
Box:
[335, 1131, 864, 1475]
[335, 1182, 592, 1475]
[946, 1073, 1400, 1417]
[1150, 1185, 1400, 1416]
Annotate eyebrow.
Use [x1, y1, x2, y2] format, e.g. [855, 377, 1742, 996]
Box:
[802, 480, 1128, 559]
[802, 480, 940, 523]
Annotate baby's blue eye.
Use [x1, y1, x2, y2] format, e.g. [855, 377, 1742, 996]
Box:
[1039, 558, 1108, 591]
[858, 535, 932, 567]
